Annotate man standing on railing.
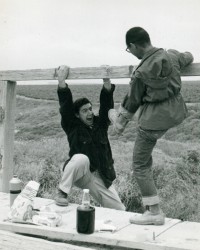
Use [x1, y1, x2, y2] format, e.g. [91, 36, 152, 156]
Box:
[54, 65, 125, 210]
[109, 27, 194, 224]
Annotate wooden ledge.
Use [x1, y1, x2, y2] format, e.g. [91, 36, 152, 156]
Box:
[0, 193, 200, 250]
[0, 63, 200, 81]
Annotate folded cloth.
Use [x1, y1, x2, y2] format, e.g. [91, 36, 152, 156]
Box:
[32, 212, 62, 227]
[95, 220, 116, 232]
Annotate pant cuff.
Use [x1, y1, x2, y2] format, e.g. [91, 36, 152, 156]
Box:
[59, 185, 71, 194]
[142, 195, 160, 206]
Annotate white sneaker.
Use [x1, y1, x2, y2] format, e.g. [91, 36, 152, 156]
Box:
[108, 109, 128, 134]
[129, 210, 165, 225]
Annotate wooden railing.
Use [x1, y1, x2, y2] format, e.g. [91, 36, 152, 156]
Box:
[0, 63, 200, 192]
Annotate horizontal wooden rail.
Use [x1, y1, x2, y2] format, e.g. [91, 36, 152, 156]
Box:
[0, 62, 200, 193]
[0, 63, 200, 82]
[0, 66, 131, 81]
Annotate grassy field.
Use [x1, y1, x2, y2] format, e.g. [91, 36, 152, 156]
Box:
[16, 80, 200, 103]
[14, 82, 200, 222]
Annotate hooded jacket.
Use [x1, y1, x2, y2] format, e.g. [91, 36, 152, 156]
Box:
[122, 47, 194, 130]
[57, 85, 116, 188]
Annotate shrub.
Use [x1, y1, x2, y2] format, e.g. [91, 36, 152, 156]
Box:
[155, 150, 200, 221]
[13, 94, 200, 222]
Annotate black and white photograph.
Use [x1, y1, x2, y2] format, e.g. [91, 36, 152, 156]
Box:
[0, 0, 200, 249]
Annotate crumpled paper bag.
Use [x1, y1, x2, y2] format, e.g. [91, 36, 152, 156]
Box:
[8, 181, 62, 227]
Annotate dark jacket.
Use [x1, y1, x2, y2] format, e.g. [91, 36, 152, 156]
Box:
[57, 84, 116, 188]
[122, 47, 194, 130]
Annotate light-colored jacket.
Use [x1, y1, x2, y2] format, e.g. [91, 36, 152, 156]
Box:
[122, 47, 194, 130]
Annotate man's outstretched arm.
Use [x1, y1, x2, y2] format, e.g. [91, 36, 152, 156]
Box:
[56, 65, 75, 134]
[98, 78, 115, 129]
[109, 77, 145, 134]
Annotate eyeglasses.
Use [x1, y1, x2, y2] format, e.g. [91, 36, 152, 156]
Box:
[126, 47, 131, 53]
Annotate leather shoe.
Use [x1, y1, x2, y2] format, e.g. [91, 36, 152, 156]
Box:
[55, 189, 68, 206]
[129, 210, 165, 225]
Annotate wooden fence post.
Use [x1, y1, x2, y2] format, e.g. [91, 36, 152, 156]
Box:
[0, 81, 16, 192]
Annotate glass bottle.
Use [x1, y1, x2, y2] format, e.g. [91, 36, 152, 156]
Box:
[76, 189, 95, 234]
[9, 175, 22, 207]
[81, 189, 90, 209]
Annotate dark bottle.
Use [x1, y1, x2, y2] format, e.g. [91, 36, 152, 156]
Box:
[9, 175, 22, 207]
[76, 189, 95, 234]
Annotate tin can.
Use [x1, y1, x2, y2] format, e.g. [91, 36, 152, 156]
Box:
[9, 175, 22, 207]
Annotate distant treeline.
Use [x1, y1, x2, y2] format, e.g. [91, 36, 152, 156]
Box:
[16, 81, 200, 103]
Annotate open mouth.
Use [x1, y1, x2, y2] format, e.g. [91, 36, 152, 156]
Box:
[87, 117, 93, 122]
[86, 116, 93, 124]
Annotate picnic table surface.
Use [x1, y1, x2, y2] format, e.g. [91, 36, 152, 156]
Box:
[0, 192, 199, 250]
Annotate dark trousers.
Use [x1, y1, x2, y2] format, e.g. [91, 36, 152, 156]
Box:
[133, 127, 167, 206]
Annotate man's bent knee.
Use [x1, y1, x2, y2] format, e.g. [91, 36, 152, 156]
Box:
[69, 154, 90, 171]
[71, 154, 89, 163]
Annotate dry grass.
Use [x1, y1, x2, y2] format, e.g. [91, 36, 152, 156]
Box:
[13, 84, 200, 222]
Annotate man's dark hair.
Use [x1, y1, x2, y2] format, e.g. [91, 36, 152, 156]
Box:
[126, 27, 151, 47]
[73, 98, 91, 114]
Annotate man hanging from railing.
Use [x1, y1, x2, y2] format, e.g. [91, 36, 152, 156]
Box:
[54, 65, 125, 210]
[109, 26, 194, 225]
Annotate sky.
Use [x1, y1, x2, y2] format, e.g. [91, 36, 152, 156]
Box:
[0, 0, 200, 79]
